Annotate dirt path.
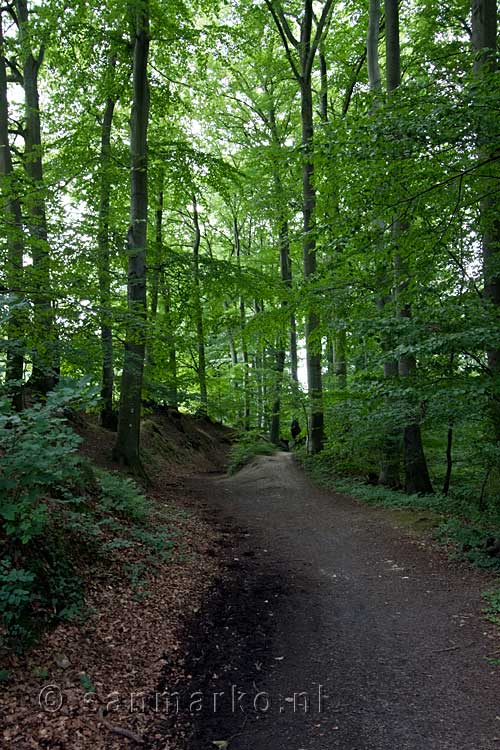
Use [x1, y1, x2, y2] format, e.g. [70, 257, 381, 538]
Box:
[181, 452, 499, 750]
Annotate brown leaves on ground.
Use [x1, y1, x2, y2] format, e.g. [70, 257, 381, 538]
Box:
[0, 414, 227, 749]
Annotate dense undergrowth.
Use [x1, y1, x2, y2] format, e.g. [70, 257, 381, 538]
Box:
[0, 382, 184, 654]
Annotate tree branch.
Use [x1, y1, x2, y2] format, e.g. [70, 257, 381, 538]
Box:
[306, 0, 335, 78]
[342, 47, 368, 116]
[265, 0, 299, 48]
[264, 0, 301, 82]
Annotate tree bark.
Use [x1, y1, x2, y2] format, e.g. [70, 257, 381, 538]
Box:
[161, 270, 178, 407]
[0, 12, 25, 410]
[98, 56, 117, 430]
[301, 70, 324, 453]
[472, 0, 500, 439]
[268, 93, 295, 439]
[16, 0, 57, 395]
[234, 217, 251, 430]
[192, 196, 208, 415]
[367, 0, 382, 95]
[113, 0, 150, 471]
[385, 0, 433, 494]
[265, 0, 333, 453]
[270, 348, 286, 445]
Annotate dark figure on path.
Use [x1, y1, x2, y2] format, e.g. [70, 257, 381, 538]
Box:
[290, 419, 302, 446]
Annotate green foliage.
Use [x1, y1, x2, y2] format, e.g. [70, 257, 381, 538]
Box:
[79, 673, 96, 693]
[434, 520, 500, 571]
[0, 381, 98, 544]
[0, 560, 36, 650]
[227, 432, 276, 475]
[483, 587, 500, 626]
[0, 383, 179, 651]
[32, 666, 49, 679]
[126, 562, 149, 602]
[97, 470, 151, 522]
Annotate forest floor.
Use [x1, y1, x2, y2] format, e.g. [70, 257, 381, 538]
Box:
[165, 452, 500, 750]
[0, 409, 234, 749]
[3, 431, 500, 749]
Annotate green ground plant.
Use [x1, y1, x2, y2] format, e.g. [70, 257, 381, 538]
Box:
[227, 432, 276, 475]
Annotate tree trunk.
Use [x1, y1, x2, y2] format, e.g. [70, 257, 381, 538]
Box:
[290, 315, 299, 383]
[161, 271, 178, 407]
[319, 48, 328, 122]
[144, 178, 163, 393]
[333, 328, 347, 388]
[16, 0, 57, 395]
[151, 185, 163, 324]
[265, 0, 333, 450]
[385, 0, 433, 495]
[192, 196, 208, 415]
[268, 94, 294, 439]
[233, 216, 251, 430]
[366, 0, 399, 484]
[97, 56, 117, 430]
[301, 73, 324, 453]
[0, 13, 24, 410]
[113, 1, 150, 471]
[270, 348, 286, 445]
[472, 0, 500, 439]
[367, 0, 382, 95]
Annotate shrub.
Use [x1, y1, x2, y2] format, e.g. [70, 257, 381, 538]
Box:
[0, 380, 98, 543]
[97, 470, 151, 522]
[0, 559, 36, 650]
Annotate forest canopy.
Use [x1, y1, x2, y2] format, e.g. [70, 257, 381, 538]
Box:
[0, 0, 499, 509]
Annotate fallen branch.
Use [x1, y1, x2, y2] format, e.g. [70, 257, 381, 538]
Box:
[97, 707, 144, 745]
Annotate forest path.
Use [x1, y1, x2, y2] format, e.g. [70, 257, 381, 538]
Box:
[186, 452, 499, 750]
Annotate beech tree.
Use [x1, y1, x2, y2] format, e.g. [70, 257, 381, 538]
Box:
[264, 0, 334, 454]
[472, 0, 500, 440]
[0, 0, 499, 508]
[113, 0, 150, 469]
[0, 9, 24, 410]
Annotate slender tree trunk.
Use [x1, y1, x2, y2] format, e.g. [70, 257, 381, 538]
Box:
[151, 185, 163, 322]
[319, 48, 328, 122]
[290, 315, 299, 383]
[161, 271, 178, 407]
[443, 427, 453, 496]
[153, 175, 177, 407]
[0, 14, 24, 410]
[234, 216, 251, 430]
[301, 72, 324, 453]
[98, 57, 117, 429]
[270, 348, 286, 445]
[268, 94, 295, 439]
[318, 48, 348, 394]
[385, 0, 433, 494]
[113, 1, 150, 471]
[144, 178, 163, 389]
[472, 0, 500, 439]
[16, 0, 57, 394]
[333, 328, 347, 388]
[366, 0, 399, 484]
[377, 0, 399, 474]
[192, 196, 208, 415]
[367, 0, 382, 95]
[265, 0, 333, 448]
